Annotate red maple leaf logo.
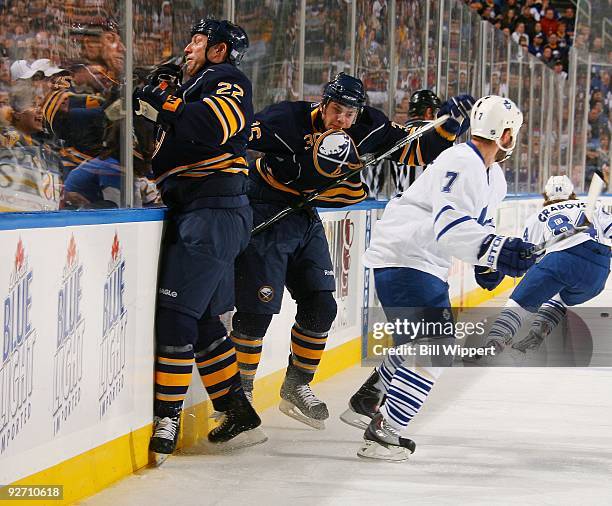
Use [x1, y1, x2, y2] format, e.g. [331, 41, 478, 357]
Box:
[111, 233, 120, 261]
[15, 239, 24, 271]
[67, 235, 77, 266]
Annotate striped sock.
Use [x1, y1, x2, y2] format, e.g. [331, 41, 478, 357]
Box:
[196, 336, 240, 402]
[379, 366, 435, 431]
[290, 323, 328, 378]
[378, 352, 405, 394]
[531, 297, 566, 338]
[154, 344, 194, 411]
[487, 306, 527, 347]
[230, 330, 263, 391]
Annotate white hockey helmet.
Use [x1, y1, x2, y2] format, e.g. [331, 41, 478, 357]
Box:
[470, 95, 523, 161]
[544, 175, 574, 201]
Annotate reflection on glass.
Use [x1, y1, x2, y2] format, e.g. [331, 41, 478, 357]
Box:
[236, 0, 301, 111]
[0, 1, 135, 211]
[303, 0, 351, 103]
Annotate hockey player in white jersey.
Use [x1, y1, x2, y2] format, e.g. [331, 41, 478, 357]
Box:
[483, 175, 611, 356]
[340, 95, 538, 461]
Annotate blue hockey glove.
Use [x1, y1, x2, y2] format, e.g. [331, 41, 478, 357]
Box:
[133, 83, 184, 126]
[438, 94, 475, 136]
[478, 234, 537, 277]
[474, 266, 505, 291]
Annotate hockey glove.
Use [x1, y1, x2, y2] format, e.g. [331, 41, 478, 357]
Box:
[478, 234, 537, 277]
[438, 94, 475, 136]
[147, 63, 183, 89]
[133, 84, 184, 126]
[474, 266, 505, 291]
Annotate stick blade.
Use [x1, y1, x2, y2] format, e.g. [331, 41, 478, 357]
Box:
[585, 173, 605, 221]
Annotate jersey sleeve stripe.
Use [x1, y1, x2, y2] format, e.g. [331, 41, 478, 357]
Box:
[218, 96, 246, 133]
[436, 215, 473, 241]
[203, 97, 230, 144]
[603, 222, 612, 236]
[415, 141, 424, 166]
[212, 96, 239, 137]
[434, 124, 457, 142]
[398, 142, 410, 164]
[434, 205, 455, 224]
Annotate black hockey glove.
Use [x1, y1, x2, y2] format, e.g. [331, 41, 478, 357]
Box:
[133, 83, 184, 126]
[478, 234, 537, 277]
[147, 63, 183, 90]
[474, 266, 504, 291]
[438, 94, 475, 136]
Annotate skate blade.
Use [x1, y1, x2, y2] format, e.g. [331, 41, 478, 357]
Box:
[279, 399, 325, 430]
[339, 407, 370, 430]
[357, 440, 411, 462]
[209, 410, 225, 421]
[208, 427, 268, 453]
[151, 451, 171, 467]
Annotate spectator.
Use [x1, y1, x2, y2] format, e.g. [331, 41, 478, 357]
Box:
[556, 22, 570, 50]
[547, 33, 566, 62]
[512, 22, 529, 45]
[540, 7, 559, 36]
[591, 36, 604, 54]
[529, 32, 545, 57]
[516, 5, 537, 38]
[540, 45, 554, 66]
[552, 59, 567, 79]
[559, 7, 575, 36]
[501, 8, 518, 30]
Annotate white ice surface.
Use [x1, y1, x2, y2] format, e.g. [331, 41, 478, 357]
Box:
[80, 365, 612, 506]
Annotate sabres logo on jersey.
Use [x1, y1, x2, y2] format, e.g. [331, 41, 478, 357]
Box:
[312, 129, 362, 178]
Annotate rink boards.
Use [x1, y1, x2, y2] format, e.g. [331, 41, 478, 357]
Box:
[0, 197, 610, 504]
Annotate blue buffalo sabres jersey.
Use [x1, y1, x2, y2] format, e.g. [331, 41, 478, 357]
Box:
[248, 101, 457, 207]
[152, 62, 253, 191]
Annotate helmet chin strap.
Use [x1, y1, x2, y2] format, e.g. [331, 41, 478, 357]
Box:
[495, 135, 515, 163]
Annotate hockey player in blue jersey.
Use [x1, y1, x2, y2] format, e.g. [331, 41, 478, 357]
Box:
[341, 95, 539, 461]
[133, 18, 266, 463]
[484, 175, 611, 356]
[229, 72, 475, 429]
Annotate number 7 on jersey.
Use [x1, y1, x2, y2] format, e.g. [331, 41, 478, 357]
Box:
[441, 171, 458, 193]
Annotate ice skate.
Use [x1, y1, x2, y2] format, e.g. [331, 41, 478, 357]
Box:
[149, 414, 181, 466]
[279, 366, 329, 430]
[209, 380, 253, 421]
[512, 328, 546, 354]
[357, 413, 416, 462]
[208, 394, 267, 451]
[340, 370, 383, 429]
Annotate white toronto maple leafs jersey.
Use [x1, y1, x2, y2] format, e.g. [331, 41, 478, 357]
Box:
[522, 200, 612, 253]
[363, 141, 507, 281]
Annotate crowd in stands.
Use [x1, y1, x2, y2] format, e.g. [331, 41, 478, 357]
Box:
[586, 62, 611, 184]
[466, 0, 577, 73]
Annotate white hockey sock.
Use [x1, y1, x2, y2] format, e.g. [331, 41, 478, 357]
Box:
[531, 295, 567, 338]
[487, 300, 530, 346]
[379, 366, 437, 431]
[378, 352, 405, 395]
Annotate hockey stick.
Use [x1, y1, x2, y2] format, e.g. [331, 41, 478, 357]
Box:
[528, 173, 606, 256]
[251, 114, 450, 235]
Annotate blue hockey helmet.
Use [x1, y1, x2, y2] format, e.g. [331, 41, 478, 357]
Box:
[322, 73, 367, 111]
[190, 19, 249, 66]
